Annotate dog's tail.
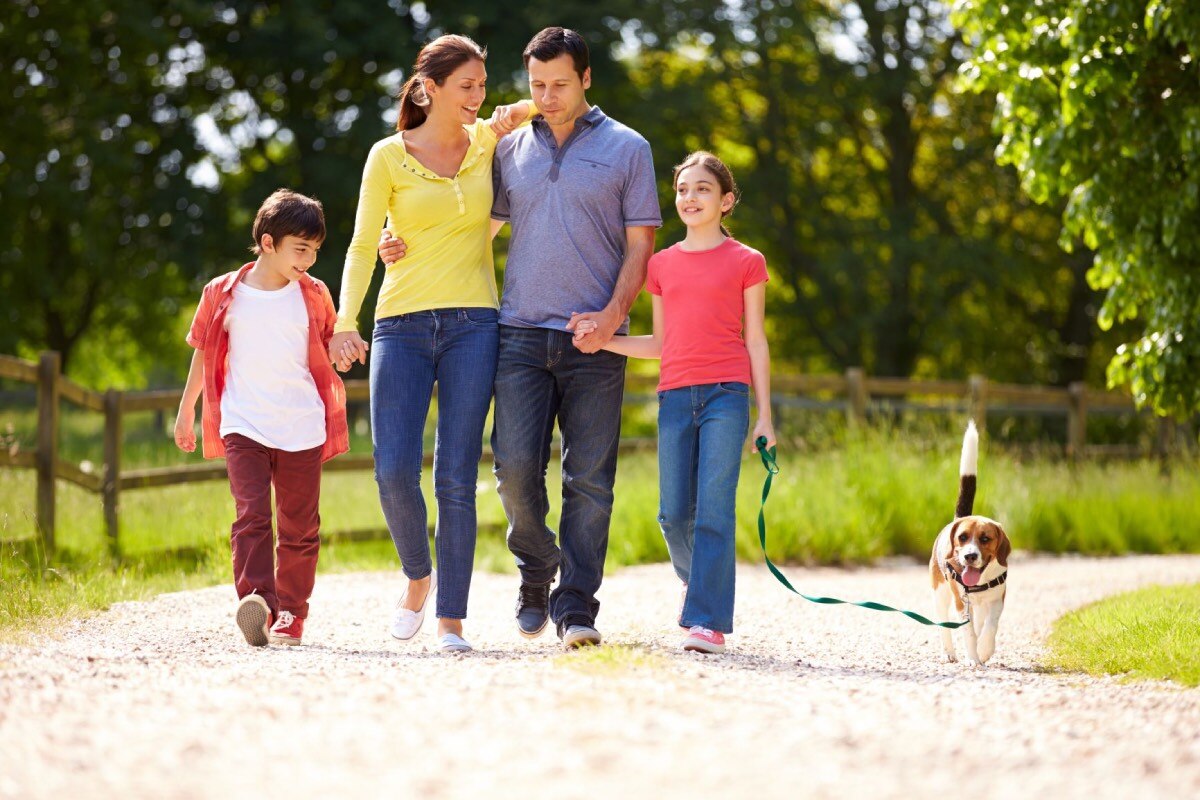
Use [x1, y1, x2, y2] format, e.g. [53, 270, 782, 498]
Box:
[955, 420, 978, 519]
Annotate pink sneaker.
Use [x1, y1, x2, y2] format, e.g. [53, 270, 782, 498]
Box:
[270, 610, 304, 646]
[682, 626, 726, 654]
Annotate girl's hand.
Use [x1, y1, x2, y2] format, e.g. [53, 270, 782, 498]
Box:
[751, 418, 776, 454]
[566, 313, 599, 343]
[174, 409, 197, 453]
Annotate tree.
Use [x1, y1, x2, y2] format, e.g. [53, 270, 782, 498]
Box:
[627, 0, 1111, 384]
[0, 1, 222, 379]
[955, 0, 1200, 415]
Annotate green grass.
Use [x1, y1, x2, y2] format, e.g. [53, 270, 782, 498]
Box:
[3, 425, 1200, 640]
[1044, 584, 1200, 687]
[553, 643, 668, 672]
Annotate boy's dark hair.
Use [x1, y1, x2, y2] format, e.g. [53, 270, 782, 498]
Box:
[250, 189, 326, 254]
[523, 27, 589, 79]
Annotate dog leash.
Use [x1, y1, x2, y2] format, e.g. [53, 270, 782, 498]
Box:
[753, 437, 969, 629]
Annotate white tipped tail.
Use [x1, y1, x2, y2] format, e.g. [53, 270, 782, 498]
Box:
[960, 420, 978, 477]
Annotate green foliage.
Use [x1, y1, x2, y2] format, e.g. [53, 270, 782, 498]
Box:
[955, 0, 1200, 415]
[1045, 583, 1200, 686]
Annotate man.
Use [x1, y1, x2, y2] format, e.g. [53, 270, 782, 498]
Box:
[380, 27, 660, 649]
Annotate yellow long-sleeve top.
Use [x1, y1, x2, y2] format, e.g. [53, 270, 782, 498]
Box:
[335, 118, 503, 333]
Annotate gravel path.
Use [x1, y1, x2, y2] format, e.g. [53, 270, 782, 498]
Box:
[1, 553, 1198, 799]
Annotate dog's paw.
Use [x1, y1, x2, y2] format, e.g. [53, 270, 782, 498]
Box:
[943, 652, 958, 663]
[967, 658, 984, 668]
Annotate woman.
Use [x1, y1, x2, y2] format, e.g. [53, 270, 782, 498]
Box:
[330, 34, 533, 653]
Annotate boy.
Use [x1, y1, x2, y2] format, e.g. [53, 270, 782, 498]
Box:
[174, 189, 348, 647]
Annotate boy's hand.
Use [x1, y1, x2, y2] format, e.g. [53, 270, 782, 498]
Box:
[329, 331, 369, 372]
[378, 230, 407, 266]
[751, 418, 776, 454]
[174, 409, 197, 452]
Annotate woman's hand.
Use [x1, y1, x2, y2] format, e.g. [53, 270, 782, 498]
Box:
[751, 418, 777, 454]
[329, 331, 369, 373]
[488, 101, 532, 137]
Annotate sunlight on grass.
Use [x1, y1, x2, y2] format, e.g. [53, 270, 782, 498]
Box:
[553, 643, 668, 672]
[1044, 584, 1200, 687]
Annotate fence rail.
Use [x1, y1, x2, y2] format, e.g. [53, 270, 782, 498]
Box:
[0, 351, 1169, 558]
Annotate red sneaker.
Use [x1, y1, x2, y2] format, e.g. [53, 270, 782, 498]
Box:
[682, 626, 726, 654]
[236, 593, 272, 647]
[270, 610, 304, 646]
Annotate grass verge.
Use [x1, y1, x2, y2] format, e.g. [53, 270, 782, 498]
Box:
[1044, 583, 1200, 687]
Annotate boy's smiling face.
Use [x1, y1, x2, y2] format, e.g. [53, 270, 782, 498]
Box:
[259, 233, 322, 283]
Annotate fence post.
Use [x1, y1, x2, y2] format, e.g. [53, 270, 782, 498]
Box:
[103, 389, 123, 558]
[35, 351, 60, 555]
[968, 374, 987, 433]
[845, 367, 867, 425]
[1067, 382, 1088, 460]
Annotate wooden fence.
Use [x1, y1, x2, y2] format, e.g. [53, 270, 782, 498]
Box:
[0, 351, 1168, 558]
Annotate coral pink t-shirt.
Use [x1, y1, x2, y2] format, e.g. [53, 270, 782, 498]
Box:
[645, 237, 769, 392]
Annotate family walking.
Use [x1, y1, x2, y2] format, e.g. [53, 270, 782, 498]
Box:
[174, 27, 774, 657]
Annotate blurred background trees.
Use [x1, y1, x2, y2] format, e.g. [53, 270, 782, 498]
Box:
[5, 0, 1191, 416]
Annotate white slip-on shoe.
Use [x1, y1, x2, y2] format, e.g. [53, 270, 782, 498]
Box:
[438, 632, 473, 653]
[389, 569, 437, 641]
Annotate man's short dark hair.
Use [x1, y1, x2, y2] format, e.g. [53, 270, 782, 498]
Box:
[251, 189, 326, 254]
[522, 27, 589, 79]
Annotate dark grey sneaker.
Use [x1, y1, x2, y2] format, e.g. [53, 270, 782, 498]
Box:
[515, 582, 550, 638]
[561, 624, 602, 649]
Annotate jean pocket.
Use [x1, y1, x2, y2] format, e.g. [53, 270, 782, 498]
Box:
[374, 315, 405, 332]
[717, 381, 749, 396]
[463, 308, 499, 326]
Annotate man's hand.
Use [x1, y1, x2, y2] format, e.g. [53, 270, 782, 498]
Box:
[329, 330, 369, 373]
[174, 408, 197, 453]
[378, 230, 407, 266]
[566, 308, 621, 353]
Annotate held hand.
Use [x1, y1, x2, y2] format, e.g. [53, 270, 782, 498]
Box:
[329, 331, 369, 372]
[566, 308, 620, 353]
[751, 418, 777, 454]
[174, 409, 196, 453]
[378, 230, 408, 266]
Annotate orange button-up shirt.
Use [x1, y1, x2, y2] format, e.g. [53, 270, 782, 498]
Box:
[186, 263, 349, 463]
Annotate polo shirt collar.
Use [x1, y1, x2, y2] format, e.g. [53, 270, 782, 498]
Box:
[533, 105, 606, 136]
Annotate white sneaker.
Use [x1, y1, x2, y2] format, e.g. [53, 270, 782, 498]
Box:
[390, 569, 436, 641]
[439, 632, 473, 653]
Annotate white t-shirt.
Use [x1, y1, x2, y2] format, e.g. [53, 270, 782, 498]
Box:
[219, 280, 327, 451]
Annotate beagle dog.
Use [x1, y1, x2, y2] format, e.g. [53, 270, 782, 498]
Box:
[930, 421, 1011, 666]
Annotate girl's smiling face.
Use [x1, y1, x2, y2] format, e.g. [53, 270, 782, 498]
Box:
[675, 164, 735, 228]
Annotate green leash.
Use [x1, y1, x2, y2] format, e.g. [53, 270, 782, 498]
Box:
[753, 437, 969, 629]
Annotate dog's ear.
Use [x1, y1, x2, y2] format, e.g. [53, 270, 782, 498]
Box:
[938, 520, 961, 563]
[995, 523, 1012, 567]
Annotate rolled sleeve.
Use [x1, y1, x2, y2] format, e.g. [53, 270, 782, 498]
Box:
[185, 286, 216, 350]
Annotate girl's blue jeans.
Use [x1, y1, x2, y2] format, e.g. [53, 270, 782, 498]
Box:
[657, 381, 750, 633]
[369, 308, 499, 619]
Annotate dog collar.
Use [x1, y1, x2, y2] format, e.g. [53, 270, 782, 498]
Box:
[944, 563, 1007, 594]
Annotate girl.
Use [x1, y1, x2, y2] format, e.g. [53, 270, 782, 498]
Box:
[572, 151, 774, 654]
[329, 35, 533, 653]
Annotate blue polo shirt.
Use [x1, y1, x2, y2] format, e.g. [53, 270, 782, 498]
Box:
[491, 106, 662, 333]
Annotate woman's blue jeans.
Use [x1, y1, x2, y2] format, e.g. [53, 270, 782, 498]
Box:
[657, 382, 750, 633]
[370, 308, 499, 619]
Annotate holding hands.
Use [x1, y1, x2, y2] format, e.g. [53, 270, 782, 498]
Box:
[565, 309, 620, 353]
[329, 330, 369, 373]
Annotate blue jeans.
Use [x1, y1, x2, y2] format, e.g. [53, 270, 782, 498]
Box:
[370, 308, 499, 619]
[492, 325, 626, 631]
[657, 382, 750, 633]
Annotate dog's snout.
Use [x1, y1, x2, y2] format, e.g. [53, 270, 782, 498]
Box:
[963, 552, 980, 563]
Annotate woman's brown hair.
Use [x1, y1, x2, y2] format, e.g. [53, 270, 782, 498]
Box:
[673, 151, 739, 236]
[396, 34, 487, 131]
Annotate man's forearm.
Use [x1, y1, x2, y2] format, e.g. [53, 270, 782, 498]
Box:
[604, 228, 655, 320]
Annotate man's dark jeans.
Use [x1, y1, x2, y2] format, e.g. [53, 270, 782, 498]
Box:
[492, 325, 626, 630]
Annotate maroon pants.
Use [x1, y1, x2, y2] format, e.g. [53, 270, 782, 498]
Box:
[224, 433, 322, 618]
